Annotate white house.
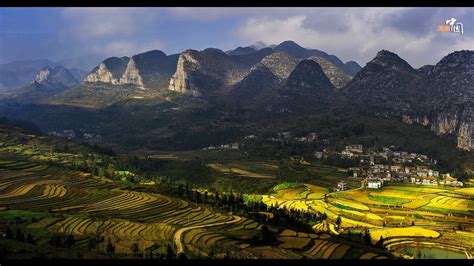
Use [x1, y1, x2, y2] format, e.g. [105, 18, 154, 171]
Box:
[346, 144, 363, 154]
[367, 178, 383, 189]
[337, 181, 347, 191]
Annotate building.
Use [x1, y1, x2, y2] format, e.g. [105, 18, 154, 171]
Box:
[346, 144, 363, 154]
[337, 181, 347, 191]
[444, 176, 463, 187]
[314, 151, 323, 159]
[366, 178, 383, 189]
[341, 150, 353, 158]
[390, 165, 402, 172]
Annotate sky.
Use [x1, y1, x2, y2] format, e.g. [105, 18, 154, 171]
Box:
[0, 7, 473, 69]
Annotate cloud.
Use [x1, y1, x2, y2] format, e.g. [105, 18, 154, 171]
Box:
[165, 7, 260, 21]
[61, 8, 143, 38]
[55, 8, 164, 61]
[97, 40, 163, 57]
[236, 8, 474, 68]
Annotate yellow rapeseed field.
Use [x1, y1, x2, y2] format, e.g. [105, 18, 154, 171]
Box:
[370, 226, 440, 244]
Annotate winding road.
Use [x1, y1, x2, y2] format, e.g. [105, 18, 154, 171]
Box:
[173, 215, 243, 255]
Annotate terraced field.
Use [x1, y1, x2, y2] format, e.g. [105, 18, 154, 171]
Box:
[1, 126, 471, 259]
[0, 155, 393, 259]
[258, 182, 474, 258]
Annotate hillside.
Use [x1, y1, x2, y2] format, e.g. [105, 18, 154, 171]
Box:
[0, 121, 395, 259]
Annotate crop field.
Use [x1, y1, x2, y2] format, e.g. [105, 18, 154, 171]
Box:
[257, 182, 474, 258]
[1, 127, 472, 259]
[208, 163, 276, 178]
[0, 154, 392, 259]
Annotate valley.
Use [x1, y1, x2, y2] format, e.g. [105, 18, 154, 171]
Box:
[0, 121, 472, 259]
[0, 32, 472, 260]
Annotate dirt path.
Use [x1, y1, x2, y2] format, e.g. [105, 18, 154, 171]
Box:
[173, 215, 243, 255]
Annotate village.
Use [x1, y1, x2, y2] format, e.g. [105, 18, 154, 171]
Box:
[322, 144, 465, 191]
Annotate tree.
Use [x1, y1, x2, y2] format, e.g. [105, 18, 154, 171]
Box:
[26, 233, 35, 245]
[49, 233, 62, 247]
[336, 216, 342, 228]
[203, 191, 209, 203]
[322, 212, 328, 221]
[177, 252, 188, 259]
[98, 168, 106, 177]
[5, 225, 13, 239]
[260, 225, 276, 244]
[132, 243, 139, 258]
[228, 189, 235, 207]
[376, 236, 384, 248]
[166, 244, 175, 259]
[15, 227, 25, 242]
[106, 164, 115, 179]
[88, 237, 97, 251]
[364, 230, 371, 245]
[64, 234, 75, 248]
[106, 240, 115, 257]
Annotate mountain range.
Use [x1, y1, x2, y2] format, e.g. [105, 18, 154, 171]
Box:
[0, 59, 88, 93]
[0, 40, 472, 152]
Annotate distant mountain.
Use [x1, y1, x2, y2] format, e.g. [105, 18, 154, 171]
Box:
[260, 52, 301, 80]
[85, 56, 130, 84]
[273, 41, 313, 58]
[284, 60, 335, 95]
[168, 48, 249, 97]
[127, 50, 179, 89]
[84, 50, 179, 90]
[250, 41, 268, 50]
[228, 63, 280, 108]
[343, 49, 474, 151]
[308, 56, 351, 89]
[343, 50, 421, 112]
[34, 66, 79, 88]
[69, 68, 88, 82]
[266, 60, 335, 114]
[259, 52, 350, 88]
[344, 61, 363, 76]
[229, 48, 274, 68]
[226, 46, 257, 56]
[0, 66, 80, 103]
[273, 40, 361, 77]
[226, 42, 269, 56]
[0, 59, 57, 92]
[1, 45, 472, 153]
[57, 54, 106, 73]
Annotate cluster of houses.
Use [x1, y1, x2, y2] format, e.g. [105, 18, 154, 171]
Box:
[269, 132, 319, 143]
[48, 129, 76, 139]
[48, 130, 102, 142]
[202, 143, 239, 151]
[294, 133, 318, 143]
[328, 144, 464, 190]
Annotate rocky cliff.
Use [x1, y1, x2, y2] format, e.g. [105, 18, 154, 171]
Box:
[84, 51, 178, 90]
[344, 50, 474, 151]
[33, 66, 79, 88]
[168, 51, 201, 96]
[85, 62, 121, 84]
[168, 49, 248, 97]
[119, 58, 144, 87]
